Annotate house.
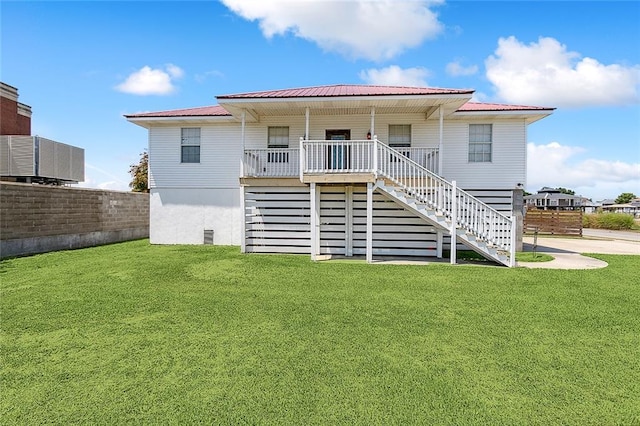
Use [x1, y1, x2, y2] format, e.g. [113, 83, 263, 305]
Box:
[601, 198, 640, 218]
[581, 198, 600, 214]
[125, 84, 554, 267]
[1, 82, 31, 136]
[524, 187, 584, 211]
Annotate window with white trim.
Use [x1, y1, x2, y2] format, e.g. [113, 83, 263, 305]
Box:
[268, 126, 289, 163]
[468, 124, 492, 163]
[181, 127, 200, 163]
[388, 124, 411, 161]
[388, 124, 411, 147]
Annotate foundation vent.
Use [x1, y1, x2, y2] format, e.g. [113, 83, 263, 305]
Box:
[203, 229, 214, 245]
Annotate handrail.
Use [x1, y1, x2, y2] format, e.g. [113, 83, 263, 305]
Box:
[302, 139, 375, 174]
[243, 148, 300, 177]
[299, 140, 439, 174]
[244, 140, 512, 262]
[375, 142, 513, 252]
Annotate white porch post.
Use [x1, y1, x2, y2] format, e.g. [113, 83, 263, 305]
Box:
[310, 182, 319, 260]
[370, 107, 375, 139]
[240, 111, 246, 178]
[450, 180, 457, 265]
[438, 106, 443, 176]
[300, 107, 309, 183]
[436, 230, 443, 258]
[299, 137, 304, 183]
[510, 215, 517, 267]
[366, 182, 373, 263]
[240, 185, 246, 253]
[373, 137, 378, 176]
[345, 185, 353, 257]
[371, 108, 377, 176]
[239, 111, 247, 253]
[305, 107, 310, 140]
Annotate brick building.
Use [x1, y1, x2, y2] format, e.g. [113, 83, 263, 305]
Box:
[1, 82, 84, 184]
[1, 82, 32, 135]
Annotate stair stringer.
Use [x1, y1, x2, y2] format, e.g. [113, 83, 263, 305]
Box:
[374, 181, 511, 266]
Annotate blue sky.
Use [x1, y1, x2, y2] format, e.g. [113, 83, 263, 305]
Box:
[2, 0, 639, 201]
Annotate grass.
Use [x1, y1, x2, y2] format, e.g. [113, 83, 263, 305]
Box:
[1, 240, 639, 424]
[515, 252, 554, 262]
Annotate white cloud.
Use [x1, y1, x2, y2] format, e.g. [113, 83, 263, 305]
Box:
[195, 69, 225, 83]
[116, 64, 184, 95]
[77, 163, 130, 192]
[165, 63, 184, 79]
[446, 60, 478, 77]
[359, 65, 430, 87]
[77, 179, 129, 192]
[527, 142, 640, 200]
[486, 36, 640, 107]
[221, 0, 444, 61]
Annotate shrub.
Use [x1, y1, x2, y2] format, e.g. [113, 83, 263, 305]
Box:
[583, 213, 635, 230]
[583, 214, 597, 228]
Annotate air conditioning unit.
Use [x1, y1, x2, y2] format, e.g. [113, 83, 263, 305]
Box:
[0, 135, 84, 184]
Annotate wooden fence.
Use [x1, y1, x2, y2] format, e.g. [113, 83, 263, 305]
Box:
[524, 209, 583, 236]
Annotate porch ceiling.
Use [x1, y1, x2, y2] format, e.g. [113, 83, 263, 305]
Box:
[218, 96, 470, 122]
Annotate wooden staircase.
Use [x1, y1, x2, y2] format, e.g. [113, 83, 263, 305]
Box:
[374, 143, 516, 267]
[298, 138, 517, 266]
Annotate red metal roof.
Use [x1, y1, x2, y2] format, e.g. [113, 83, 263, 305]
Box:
[457, 102, 555, 112]
[217, 84, 474, 99]
[125, 105, 230, 118]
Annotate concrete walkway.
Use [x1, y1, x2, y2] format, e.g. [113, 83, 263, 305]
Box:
[519, 230, 639, 269]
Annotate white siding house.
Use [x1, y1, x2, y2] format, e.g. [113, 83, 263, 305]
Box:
[126, 85, 554, 266]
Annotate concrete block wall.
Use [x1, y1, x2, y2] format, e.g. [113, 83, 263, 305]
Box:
[1, 182, 149, 258]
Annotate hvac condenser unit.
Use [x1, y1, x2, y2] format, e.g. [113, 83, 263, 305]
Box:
[0, 135, 84, 184]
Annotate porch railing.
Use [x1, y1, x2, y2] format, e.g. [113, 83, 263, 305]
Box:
[243, 148, 300, 177]
[376, 142, 514, 258]
[302, 140, 374, 174]
[243, 139, 513, 264]
[242, 142, 439, 178]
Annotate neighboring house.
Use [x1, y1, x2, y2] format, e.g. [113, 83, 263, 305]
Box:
[601, 198, 640, 218]
[524, 187, 584, 211]
[1, 82, 31, 136]
[581, 198, 600, 214]
[126, 84, 554, 267]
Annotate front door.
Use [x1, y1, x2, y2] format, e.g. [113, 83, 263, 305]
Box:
[325, 129, 351, 170]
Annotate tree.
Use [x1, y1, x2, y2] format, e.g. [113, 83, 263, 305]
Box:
[129, 150, 149, 193]
[615, 192, 636, 204]
[556, 187, 575, 195]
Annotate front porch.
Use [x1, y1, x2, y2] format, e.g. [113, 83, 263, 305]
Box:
[242, 138, 440, 181]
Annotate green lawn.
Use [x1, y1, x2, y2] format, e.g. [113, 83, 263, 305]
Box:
[1, 240, 639, 424]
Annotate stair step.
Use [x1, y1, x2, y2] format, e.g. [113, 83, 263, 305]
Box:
[375, 177, 513, 267]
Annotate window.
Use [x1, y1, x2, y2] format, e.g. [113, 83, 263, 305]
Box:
[181, 128, 200, 163]
[268, 126, 289, 147]
[388, 124, 411, 161]
[468, 124, 492, 163]
[388, 124, 411, 147]
[268, 126, 289, 163]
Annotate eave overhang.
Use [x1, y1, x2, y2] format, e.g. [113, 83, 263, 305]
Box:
[217, 93, 474, 122]
[125, 114, 235, 129]
[451, 108, 555, 124]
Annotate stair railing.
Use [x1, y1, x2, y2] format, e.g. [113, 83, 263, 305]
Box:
[376, 142, 514, 255]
